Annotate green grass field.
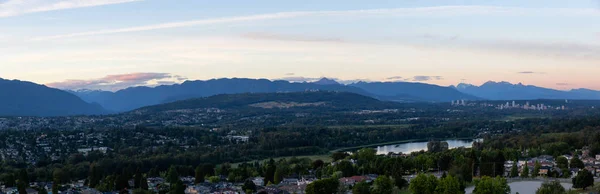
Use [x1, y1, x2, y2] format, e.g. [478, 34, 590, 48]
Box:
[327, 124, 413, 130]
[231, 137, 476, 167]
[232, 154, 332, 168]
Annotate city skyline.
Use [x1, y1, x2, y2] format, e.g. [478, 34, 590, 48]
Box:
[1, 0, 599, 91]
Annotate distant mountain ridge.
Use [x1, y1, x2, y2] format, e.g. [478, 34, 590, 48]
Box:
[0, 78, 106, 116]
[454, 81, 600, 100]
[71, 78, 476, 112]
[135, 91, 395, 113]
[350, 81, 479, 102]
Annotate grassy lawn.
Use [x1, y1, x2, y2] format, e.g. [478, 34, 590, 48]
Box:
[232, 154, 332, 168]
[327, 124, 413, 130]
[500, 115, 547, 121]
[232, 137, 475, 167]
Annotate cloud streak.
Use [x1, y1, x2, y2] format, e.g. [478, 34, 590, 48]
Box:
[242, 32, 344, 43]
[412, 76, 443, 81]
[46, 72, 181, 91]
[0, 0, 142, 18]
[277, 76, 322, 83]
[31, 6, 600, 41]
[517, 71, 546, 74]
[276, 76, 370, 84]
[386, 76, 404, 80]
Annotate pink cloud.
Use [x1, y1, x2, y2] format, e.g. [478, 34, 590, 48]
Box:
[46, 72, 183, 91]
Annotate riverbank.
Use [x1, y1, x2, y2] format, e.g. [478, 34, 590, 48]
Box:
[232, 137, 475, 167]
[332, 137, 475, 153]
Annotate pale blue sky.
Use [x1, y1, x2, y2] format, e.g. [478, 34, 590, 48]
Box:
[1, 0, 599, 91]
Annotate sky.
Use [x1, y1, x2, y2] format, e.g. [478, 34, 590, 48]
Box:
[1, 0, 599, 91]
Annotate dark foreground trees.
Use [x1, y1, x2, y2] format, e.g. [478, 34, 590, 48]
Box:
[305, 178, 339, 194]
[572, 169, 594, 190]
[409, 173, 463, 194]
[536, 181, 565, 194]
[472, 176, 510, 194]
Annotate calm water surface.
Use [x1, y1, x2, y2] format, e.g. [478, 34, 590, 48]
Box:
[375, 139, 479, 155]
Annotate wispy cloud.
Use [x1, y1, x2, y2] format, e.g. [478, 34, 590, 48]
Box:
[412, 76, 443, 82]
[386, 76, 403, 80]
[46, 72, 183, 91]
[242, 32, 344, 43]
[277, 76, 321, 83]
[556, 83, 571, 86]
[517, 71, 546, 74]
[275, 76, 370, 84]
[0, 0, 142, 18]
[31, 6, 600, 41]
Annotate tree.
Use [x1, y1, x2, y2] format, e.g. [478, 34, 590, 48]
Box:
[357, 148, 376, 163]
[134, 169, 143, 189]
[335, 160, 354, 177]
[133, 189, 153, 194]
[372, 176, 394, 194]
[510, 162, 519, 178]
[217, 163, 232, 176]
[89, 164, 101, 188]
[473, 176, 510, 194]
[331, 152, 349, 161]
[409, 174, 438, 194]
[53, 169, 65, 184]
[352, 181, 371, 194]
[556, 157, 568, 169]
[2, 173, 16, 187]
[305, 178, 339, 194]
[436, 175, 463, 194]
[39, 187, 48, 194]
[274, 166, 284, 184]
[166, 166, 179, 183]
[115, 174, 129, 191]
[532, 161, 541, 177]
[195, 163, 215, 184]
[312, 160, 325, 169]
[265, 159, 276, 184]
[242, 179, 257, 193]
[18, 169, 29, 185]
[96, 175, 116, 192]
[536, 181, 565, 194]
[391, 173, 408, 189]
[570, 156, 584, 169]
[52, 179, 60, 194]
[195, 165, 204, 184]
[572, 169, 594, 190]
[209, 176, 220, 183]
[169, 180, 185, 194]
[521, 164, 529, 178]
[140, 175, 149, 191]
[17, 180, 27, 194]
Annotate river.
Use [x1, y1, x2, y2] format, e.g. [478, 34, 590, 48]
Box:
[375, 139, 479, 155]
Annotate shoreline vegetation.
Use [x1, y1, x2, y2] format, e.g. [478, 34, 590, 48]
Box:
[232, 137, 476, 167]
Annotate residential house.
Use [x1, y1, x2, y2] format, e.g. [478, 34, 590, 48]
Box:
[281, 178, 299, 185]
[340, 175, 371, 186]
[252, 177, 265, 187]
[539, 166, 552, 176]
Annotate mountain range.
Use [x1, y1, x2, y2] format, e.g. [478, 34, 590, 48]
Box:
[454, 81, 600, 100]
[0, 78, 106, 117]
[71, 78, 479, 112]
[136, 91, 395, 113]
[2, 77, 600, 117]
